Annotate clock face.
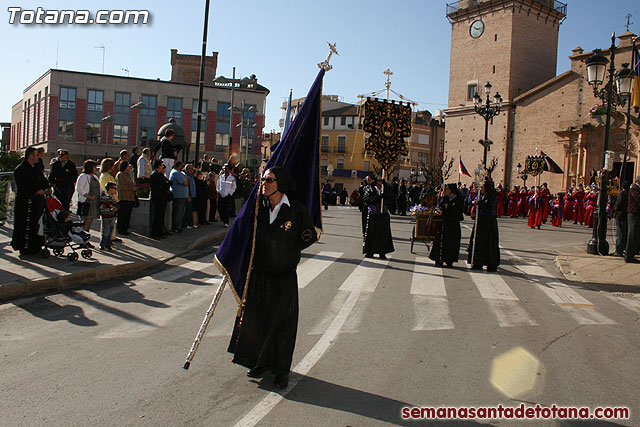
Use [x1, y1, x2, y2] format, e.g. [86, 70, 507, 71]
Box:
[470, 20, 484, 38]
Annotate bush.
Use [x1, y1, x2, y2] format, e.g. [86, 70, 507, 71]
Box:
[0, 150, 23, 172]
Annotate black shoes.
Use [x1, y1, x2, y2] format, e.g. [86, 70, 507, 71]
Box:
[379, 254, 387, 260]
[624, 258, 640, 264]
[274, 373, 289, 389]
[246, 367, 266, 378]
[435, 261, 443, 267]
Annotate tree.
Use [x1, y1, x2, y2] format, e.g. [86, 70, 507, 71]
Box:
[0, 150, 23, 172]
[418, 156, 454, 190]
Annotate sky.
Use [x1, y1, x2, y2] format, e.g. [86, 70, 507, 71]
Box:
[1, 0, 639, 134]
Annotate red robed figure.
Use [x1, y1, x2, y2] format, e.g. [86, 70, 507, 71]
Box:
[518, 187, 529, 217]
[583, 189, 598, 227]
[528, 190, 544, 229]
[507, 187, 519, 217]
[496, 185, 505, 217]
[563, 191, 574, 222]
[572, 185, 586, 224]
[551, 194, 563, 227]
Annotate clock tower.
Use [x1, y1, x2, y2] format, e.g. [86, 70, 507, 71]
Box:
[443, 0, 566, 185]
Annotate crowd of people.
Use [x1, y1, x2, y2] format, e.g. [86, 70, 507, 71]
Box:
[10, 136, 259, 255]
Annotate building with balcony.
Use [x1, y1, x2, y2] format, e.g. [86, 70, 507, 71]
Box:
[9, 50, 269, 170]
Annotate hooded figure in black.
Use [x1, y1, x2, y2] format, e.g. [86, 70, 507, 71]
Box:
[228, 166, 318, 389]
[467, 179, 500, 271]
[362, 175, 394, 258]
[430, 183, 464, 267]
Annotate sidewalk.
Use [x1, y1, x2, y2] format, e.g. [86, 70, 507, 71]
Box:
[555, 250, 640, 293]
[0, 220, 227, 301]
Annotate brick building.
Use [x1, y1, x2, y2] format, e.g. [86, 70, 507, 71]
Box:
[443, 0, 640, 192]
[9, 50, 269, 170]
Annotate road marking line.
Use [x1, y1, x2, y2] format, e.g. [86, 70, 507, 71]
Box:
[148, 254, 214, 282]
[297, 251, 343, 288]
[468, 268, 537, 327]
[338, 256, 390, 293]
[341, 292, 372, 333]
[96, 276, 220, 338]
[410, 258, 446, 296]
[515, 264, 615, 325]
[308, 291, 350, 336]
[604, 295, 640, 313]
[234, 258, 372, 427]
[411, 295, 454, 331]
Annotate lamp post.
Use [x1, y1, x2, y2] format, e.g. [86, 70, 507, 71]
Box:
[101, 115, 112, 158]
[234, 101, 258, 169]
[473, 82, 502, 173]
[516, 162, 529, 187]
[130, 101, 147, 147]
[584, 34, 636, 255]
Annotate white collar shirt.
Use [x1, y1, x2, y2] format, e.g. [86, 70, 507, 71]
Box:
[269, 194, 290, 224]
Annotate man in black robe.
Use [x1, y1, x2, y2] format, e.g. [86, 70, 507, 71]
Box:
[430, 183, 464, 267]
[11, 147, 50, 255]
[228, 166, 318, 389]
[362, 175, 394, 259]
[467, 179, 500, 271]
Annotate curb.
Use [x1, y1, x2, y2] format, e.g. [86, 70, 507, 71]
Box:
[0, 230, 227, 302]
[554, 255, 640, 294]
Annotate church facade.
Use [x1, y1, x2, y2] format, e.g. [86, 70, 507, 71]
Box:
[444, 0, 640, 192]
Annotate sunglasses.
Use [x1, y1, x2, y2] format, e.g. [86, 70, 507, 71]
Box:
[261, 177, 277, 183]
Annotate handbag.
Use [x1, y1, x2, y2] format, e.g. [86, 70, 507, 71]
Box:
[77, 201, 90, 216]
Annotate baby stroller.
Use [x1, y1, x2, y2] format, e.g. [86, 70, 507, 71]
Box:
[42, 195, 93, 261]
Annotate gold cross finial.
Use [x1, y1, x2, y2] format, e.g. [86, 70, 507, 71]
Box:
[318, 42, 339, 71]
[384, 68, 393, 99]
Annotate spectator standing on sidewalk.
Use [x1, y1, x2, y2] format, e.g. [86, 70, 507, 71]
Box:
[160, 129, 177, 178]
[130, 147, 140, 180]
[195, 170, 209, 226]
[170, 161, 189, 233]
[99, 157, 121, 243]
[217, 163, 237, 227]
[113, 150, 130, 180]
[207, 172, 218, 222]
[116, 161, 136, 236]
[48, 149, 77, 210]
[137, 148, 152, 184]
[183, 164, 197, 229]
[625, 176, 640, 263]
[615, 181, 630, 257]
[76, 160, 101, 234]
[150, 160, 171, 239]
[11, 147, 50, 255]
[99, 183, 118, 250]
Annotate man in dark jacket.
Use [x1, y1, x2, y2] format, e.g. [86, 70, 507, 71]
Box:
[362, 175, 394, 259]
[625, 176, 640, 263]
[48, 149, 77, 210]
[614, 181, 630, 257]
[159, 129, 176, 177]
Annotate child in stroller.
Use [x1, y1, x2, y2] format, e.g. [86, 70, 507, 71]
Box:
[43, 194, 93, 260]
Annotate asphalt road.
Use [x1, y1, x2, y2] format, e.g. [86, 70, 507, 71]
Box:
[1, 206, 638, 426]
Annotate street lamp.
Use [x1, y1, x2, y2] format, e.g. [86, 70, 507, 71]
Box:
[473, 82, 502, 174]
[101, 115, 112, 158]
[233, 102, 258, 169]
[130, 101, 147, 147]
[584, 33, 635, 255]
[516, 162, 529, 187]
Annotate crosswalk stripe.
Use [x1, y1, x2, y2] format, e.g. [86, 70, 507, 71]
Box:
[411, 258, 446, 296]
[338, 256, 391, 293]
[96, 276, 221, 338]
[411, 295, 454, 331]
[604, 294, 640, 313]
[308, 291, 350, 335]
[515, 264, 615, 325]
[297, 251, 343, 288]
[148, 254, 215, 282]
[341, 293, 372, 333]
[468, 266, 538, 327]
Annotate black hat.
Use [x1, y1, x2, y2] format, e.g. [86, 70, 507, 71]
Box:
[266, 166, 297, 194]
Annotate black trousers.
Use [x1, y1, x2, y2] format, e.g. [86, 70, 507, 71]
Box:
[219, 195, 233, 224]
[151, 199, 167, 237]
[117, 200, 134, 233]
[361, 209, 367, 235]
[625, 213, 640, 261]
